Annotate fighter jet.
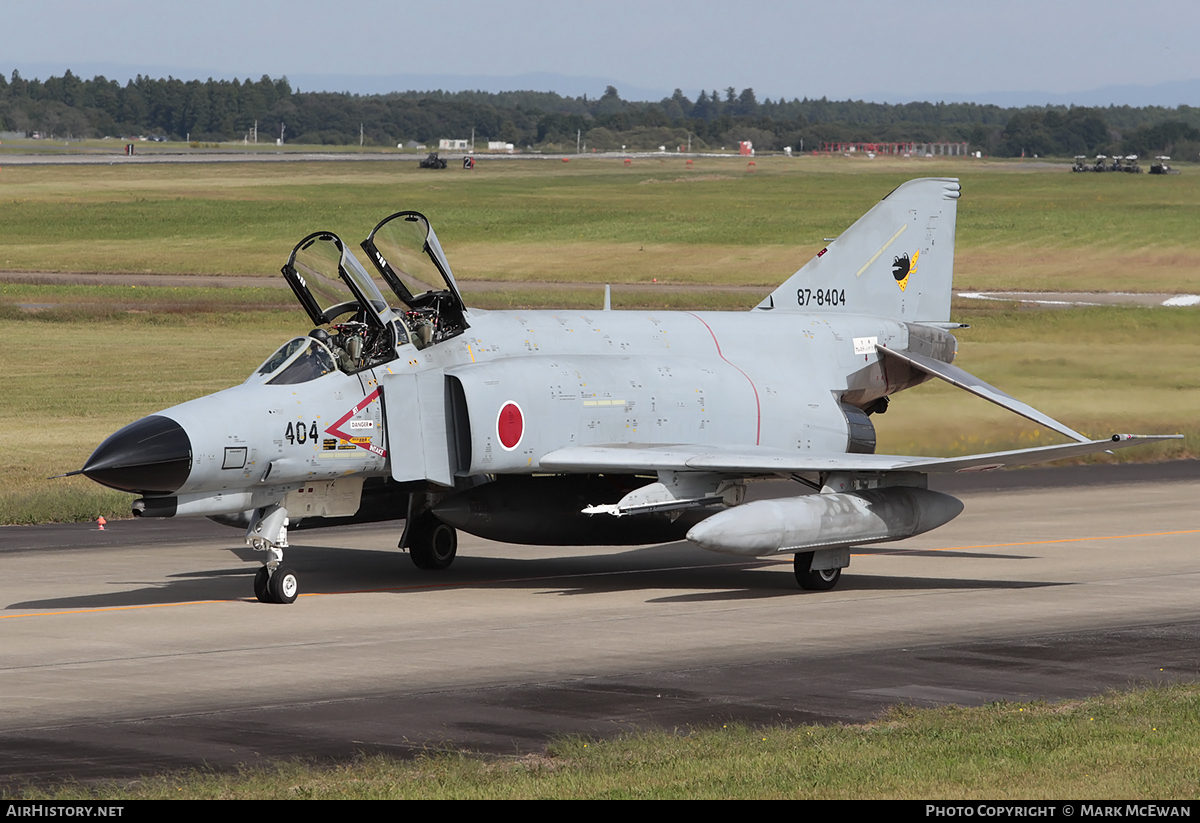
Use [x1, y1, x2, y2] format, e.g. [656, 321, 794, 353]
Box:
[77, 178, 1178, 603]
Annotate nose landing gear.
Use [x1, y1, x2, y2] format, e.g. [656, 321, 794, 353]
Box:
[254, 562, 299, 604]
[247, 503, 300, 604]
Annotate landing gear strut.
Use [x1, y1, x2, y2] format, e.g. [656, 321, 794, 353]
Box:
[247, 503, 299, 604]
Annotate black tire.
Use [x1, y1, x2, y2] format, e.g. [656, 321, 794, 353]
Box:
[794, 552, 842, 591]
[268, 564, 299, 604]
[254, 566, 272, 603]
[409, 516, 458, 570]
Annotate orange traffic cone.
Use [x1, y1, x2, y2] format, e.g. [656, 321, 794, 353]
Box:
[97, 517, 106, 530]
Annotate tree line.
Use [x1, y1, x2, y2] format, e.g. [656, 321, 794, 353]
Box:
[2, 70, 1198, 160]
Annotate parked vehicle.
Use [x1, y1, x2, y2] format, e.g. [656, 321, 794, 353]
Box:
[1150, 156, 1181, 175]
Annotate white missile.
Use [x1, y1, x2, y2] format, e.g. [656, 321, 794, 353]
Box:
[685, 487, 964, 557]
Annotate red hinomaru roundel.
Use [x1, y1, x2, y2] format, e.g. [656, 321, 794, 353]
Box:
[497, 401, 524, 450]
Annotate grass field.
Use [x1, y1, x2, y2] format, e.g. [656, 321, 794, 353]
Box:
[15, 684, 1200, 799]
[1, 155, 1198, 291]
[1, 154, 1197, 523]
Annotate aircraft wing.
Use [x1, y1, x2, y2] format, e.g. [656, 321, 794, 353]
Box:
[538, 434, 1181, 476]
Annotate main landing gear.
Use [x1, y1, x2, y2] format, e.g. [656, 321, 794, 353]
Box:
[247, 503, 300, 604]
[401, 493, 458, 571]
[794, 551, 843, 591]
[406, 511, 458, 570]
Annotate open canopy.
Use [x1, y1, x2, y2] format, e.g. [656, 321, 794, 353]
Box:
[281, 231, 400, 330]
[282, 215, 470, 352]
[361, 211, 468, 338]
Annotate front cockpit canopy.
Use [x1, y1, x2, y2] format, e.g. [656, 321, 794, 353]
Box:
[283, 232, 398, 329]
[281, 232, 404, 375]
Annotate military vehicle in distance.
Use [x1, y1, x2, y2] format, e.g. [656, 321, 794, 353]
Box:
[418, 152, 448, 169]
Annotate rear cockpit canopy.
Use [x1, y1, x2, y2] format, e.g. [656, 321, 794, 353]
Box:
[280, 214, 468, 361]
[361, 211, 469, 345]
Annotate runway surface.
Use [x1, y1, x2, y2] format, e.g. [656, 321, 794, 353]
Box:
[957, 291, 1200, 308]
[0, 150, 729, 167]
[2, 462, 1198, 785]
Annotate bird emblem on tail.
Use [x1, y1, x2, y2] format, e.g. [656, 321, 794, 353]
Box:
[892, 250, 918, 292]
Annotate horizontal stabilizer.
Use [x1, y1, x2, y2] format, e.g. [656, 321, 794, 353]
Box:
[877, 345, 1091, 443]
[539, 434, 1181, 476]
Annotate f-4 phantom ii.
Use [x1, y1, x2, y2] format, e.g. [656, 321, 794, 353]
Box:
[78, 178, 1179, 603]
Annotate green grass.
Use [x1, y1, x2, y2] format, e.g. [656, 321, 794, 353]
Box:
[14, 685, 1200, 799]
[0, 281, 294, 309]
[876, 301, 1200, 460]
[1, 157, 1198, 290]
[0, 309, 300, 524]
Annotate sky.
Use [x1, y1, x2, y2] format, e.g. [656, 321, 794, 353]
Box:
[5, 0, 1199, 106]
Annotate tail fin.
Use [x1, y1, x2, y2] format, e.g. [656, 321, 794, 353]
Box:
[757, 178, 960, 322]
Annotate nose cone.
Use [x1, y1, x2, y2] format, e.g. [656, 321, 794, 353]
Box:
[83, 415, 192, 495]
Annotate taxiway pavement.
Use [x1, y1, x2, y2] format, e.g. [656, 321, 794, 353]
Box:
[1, 463, 1198, 784]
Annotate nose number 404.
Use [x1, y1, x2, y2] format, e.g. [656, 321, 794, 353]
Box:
[286, 421, 319, 445]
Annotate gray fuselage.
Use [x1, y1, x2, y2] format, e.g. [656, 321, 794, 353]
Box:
[155, 307, 928, 511]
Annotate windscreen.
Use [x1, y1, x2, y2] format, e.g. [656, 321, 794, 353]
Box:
[267, 340, 337, 385]
[254, 338, 309, 378]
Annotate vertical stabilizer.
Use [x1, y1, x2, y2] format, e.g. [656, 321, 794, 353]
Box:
[758, 178, 960, 322]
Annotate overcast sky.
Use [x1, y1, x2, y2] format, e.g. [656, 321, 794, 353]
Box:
[5, 0, 1199, 104]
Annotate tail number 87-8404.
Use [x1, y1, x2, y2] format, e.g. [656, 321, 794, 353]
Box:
[797, 288, 846, 308]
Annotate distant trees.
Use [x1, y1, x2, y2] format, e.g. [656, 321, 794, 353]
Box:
[1, 70, 1198, 160]
[1119, 120, 1200, 158]
[998, 108, 1111, 157]
[0, 72, 295, 141]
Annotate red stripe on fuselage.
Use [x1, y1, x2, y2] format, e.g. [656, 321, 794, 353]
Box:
[686, 313, 761, 445]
